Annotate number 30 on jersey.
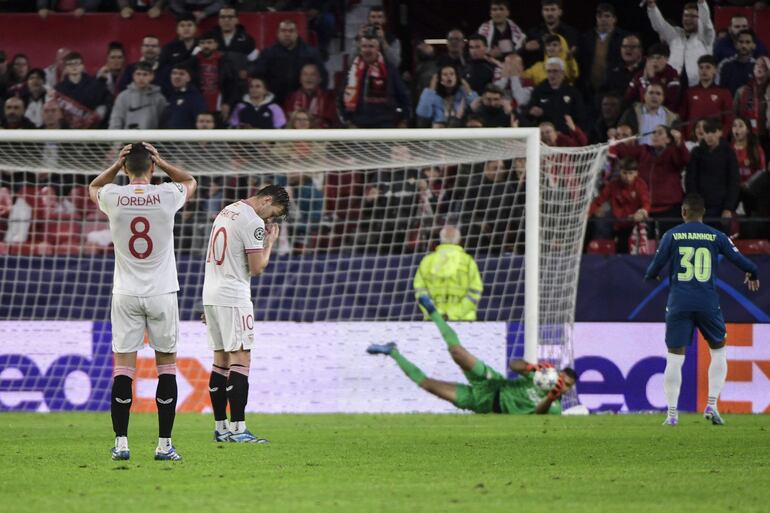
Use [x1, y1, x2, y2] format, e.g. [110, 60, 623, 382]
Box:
[677, 246, 712, 282]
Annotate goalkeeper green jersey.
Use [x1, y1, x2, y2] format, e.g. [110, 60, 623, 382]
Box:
[454, 362, 562, 415]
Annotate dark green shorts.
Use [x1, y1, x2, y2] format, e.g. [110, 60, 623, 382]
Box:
[453, 360, 505, 413]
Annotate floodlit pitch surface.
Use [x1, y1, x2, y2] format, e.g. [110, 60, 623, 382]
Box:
[1, 414, 768, 513]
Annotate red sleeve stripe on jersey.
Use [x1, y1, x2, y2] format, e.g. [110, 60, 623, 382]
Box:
[244, 249, 264, 254]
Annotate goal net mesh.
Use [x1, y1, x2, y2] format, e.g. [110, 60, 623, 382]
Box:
[0, 132, 606, 410]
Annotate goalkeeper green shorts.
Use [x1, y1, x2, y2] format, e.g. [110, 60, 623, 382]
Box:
[453, 361, 505, 414]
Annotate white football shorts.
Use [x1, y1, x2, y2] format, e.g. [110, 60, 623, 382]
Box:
[204, 304, 255, 352]
[111, 293, 179, 353]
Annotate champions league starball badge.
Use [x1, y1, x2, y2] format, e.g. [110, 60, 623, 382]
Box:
[255, 227, 265, 241]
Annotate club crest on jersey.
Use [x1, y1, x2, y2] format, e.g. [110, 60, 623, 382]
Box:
[175, 183, 184, 193]
[254, 227, 265, 241]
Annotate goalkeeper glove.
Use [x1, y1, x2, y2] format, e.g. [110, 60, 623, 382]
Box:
[525, 362, 554, 374]
[547, 374, 566, 402]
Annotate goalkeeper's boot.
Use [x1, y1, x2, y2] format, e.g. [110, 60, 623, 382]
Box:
[214, 429, 231, 442]
[111, 437, 130, 461]
[417, 295, 437, 315]
[229, 430, 269, 444]
[154, 445, 183, 461]
[366, 342, 396, 356]
[662, 416, 678, 427]
[704, 405, 725, 426]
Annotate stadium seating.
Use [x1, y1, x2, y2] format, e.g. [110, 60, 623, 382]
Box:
[586, 239, 616, 256]
[734, 239, 770, 255]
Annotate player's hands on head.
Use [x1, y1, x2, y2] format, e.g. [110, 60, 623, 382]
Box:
[744, 273, 760, 292]
[117, 144, 132, 167]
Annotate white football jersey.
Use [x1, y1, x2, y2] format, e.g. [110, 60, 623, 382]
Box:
[98, 182, 186, 296]
[202, 201, 266, 307]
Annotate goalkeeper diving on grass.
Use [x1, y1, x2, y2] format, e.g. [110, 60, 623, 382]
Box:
[367, 295, 576, 414]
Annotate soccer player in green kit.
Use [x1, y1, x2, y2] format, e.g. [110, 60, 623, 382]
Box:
[367, 295, 576, 414]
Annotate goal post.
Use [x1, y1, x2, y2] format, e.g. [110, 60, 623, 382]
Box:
[0, 128, 606, 399]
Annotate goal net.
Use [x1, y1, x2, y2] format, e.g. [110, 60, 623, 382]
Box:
[0, 129, 606, 412]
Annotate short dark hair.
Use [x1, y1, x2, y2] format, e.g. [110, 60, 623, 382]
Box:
[562, 367, 577, 381]
[483, 83, 503, 95]
[171, 63, 191, 73]
[541, 0, 562, 7]
[176, 13, 196, 24]
[64, 51, 83, 63]
[596, 2, 615, 16]
[255, 184, 290, 220]
[544, 34, 561, 46]
[369, 5, 385, 13]
[134, 61, 154, 74]
[647, 43, 670, 58]
[26, 68, 46, 80]
[731, 14, 748, 23]
[107, 41, 125, 53]
[199, 31, 218, 42]
[491, 0, 510, 7]
[682, 193, 705, 215]
[703, 117, 722, 133]
[467, 34, 487, 46]
[697, 54, 716, 67]
[124, 143, 153, 175]
[620, 157, 638, 172]
[737, 29, 757, 43]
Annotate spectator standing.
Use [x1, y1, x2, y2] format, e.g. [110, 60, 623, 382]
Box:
[620, 83, 679, 145]
[251, 19, 327, 105]
[211, 6, 258, 73]
[494, 53, 534, 112]
[680, 55, 733, 139]
[602, 34, 644, 96]
[478, 0, 526, 60]
[471, 84, 513, 128]
[20, 69, 48, 128]
[462, 35, 497, 96]
[188, 32, 239, 121]
[44, 48, 71, 89]
[525, 57, 585, 134]
[436, 29, 467, 70]
[169, 0, 222, 22]
[363, 5, 401, 69]
[413, 225, 483, 321]
[416, 66, 477, 128]
[624, 43, 681, 112]
[718, 30, 758, 96]
[733, 57, 770, 141]
[686, 118, 741, 229]
[96, 43, 127, 97]
[522, 34, 579, 86]
[5, 54, 29, 97]
[540, 116, 588, 147]
[610, 125, 690, 235]
[579, 3, 626, 99]
[109, 62, 168, 129]
[159, 15, 199, 73]
[117, 35, 163, 93]
[588, 92, 622, 144]
[162, 64, 206, 129]
[118, 0, 165, 18]
[53, 52, 111, 129]
[522, 0, 579, 67]
[339, 31, 410, 128]
[588, 157, 651, 254]
[229, 76, 286, 129]
[284, 63, 337, 128]
[731, 116, 766, 214]
[713, 13, 769, 65]
[645, 0, 714, 88]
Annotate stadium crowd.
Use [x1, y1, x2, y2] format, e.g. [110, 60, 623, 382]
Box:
[0, 0, 769, 255]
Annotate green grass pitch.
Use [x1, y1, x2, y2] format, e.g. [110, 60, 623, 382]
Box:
[1, 413, 769, 513]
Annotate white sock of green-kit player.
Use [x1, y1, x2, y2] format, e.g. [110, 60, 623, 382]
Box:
[707, 347, 727, 408]
[664, 353, 685, 417]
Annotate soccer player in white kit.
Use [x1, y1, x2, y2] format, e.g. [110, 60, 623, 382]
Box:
[202, 184, 289, 443]
[89, 143, 197, 461]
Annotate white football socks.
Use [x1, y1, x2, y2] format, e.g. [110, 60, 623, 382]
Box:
[115, 436, 128, 451]
[708, 346, 727, 408]
[664, 353, 685, 418]
[215, 420, 229, 433]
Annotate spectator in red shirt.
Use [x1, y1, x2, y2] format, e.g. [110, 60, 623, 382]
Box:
[625, 43, 681, 112]
[540, 116, 587, 147]
[188, 31, 239, 122]
[610, 125, 690, 235]
[284, 63, 337, 128]
[733, 56, 770, 137]
[680, 55, 733, 139]
[589, 157, 651, 253]
[731, 115, 766, 215]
